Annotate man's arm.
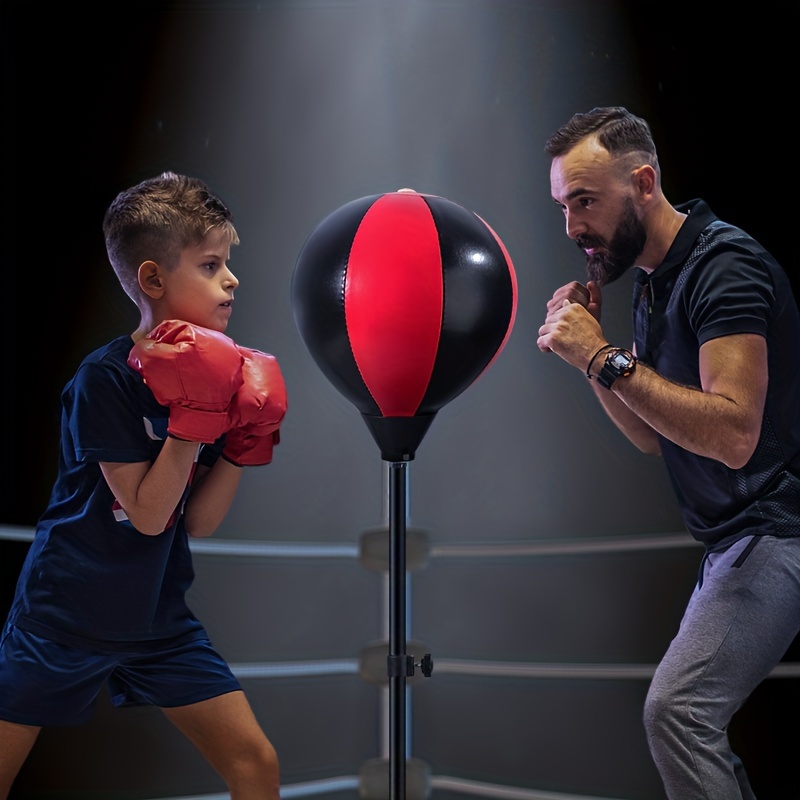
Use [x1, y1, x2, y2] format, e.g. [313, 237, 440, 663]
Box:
[538, 286, 767, 468]
[587, 368, 663, 455]
[609, 333, 767, 468]
[538, 280, 662, 454]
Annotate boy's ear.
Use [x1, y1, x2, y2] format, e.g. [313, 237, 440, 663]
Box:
[138, 261, 165, 299]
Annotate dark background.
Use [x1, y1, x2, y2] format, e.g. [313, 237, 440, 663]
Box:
[2, 3, 797, 524]
[2, 2, 798, 799]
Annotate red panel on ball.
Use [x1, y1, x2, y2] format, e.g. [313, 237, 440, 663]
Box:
[345, 193, 444, 416]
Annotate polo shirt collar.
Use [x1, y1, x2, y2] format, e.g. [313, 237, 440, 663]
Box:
[643, 198, 717, 282]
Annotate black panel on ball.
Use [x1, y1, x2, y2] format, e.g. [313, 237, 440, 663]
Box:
[291, 194, 383, 417]
[417, 195, 515, 415]
[292, 190, 516, 463]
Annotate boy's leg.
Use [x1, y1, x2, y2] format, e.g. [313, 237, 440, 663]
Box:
[162, 690, 279, 800]
[0, 720, 41, 800]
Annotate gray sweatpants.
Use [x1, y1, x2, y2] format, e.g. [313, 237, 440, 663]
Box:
[644, 534, 800, 799]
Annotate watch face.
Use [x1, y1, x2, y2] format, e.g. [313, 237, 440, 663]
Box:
[610, 352, 632, 369]
[597, 348, 635, 388]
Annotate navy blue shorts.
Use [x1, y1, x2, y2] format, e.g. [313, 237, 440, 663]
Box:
[0, 625, 242, 726]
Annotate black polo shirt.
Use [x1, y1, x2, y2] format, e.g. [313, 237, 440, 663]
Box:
[631, 199, 800, 547]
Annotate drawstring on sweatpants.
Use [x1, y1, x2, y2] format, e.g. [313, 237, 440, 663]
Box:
[697, 536, 761, 588]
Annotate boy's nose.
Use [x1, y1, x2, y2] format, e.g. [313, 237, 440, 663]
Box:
[223, 269, 239, 289]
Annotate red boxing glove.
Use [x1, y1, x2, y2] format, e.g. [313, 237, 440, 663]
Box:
[128, 320, 245, 443]
[223, 347, 287, 466]
[223, 427, 281, 467]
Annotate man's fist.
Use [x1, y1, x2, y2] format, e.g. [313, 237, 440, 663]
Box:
[223, 347, 287, 466]
[128, 320, 244, 443]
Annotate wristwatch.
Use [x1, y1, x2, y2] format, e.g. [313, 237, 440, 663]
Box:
[597, 348, 637, 389]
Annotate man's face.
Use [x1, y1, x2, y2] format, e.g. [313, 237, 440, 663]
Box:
[550, 137, 647, 286]
[582, 195, 647, 286]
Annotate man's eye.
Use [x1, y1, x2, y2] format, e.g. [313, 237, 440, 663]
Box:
[580, 198, 594, 208]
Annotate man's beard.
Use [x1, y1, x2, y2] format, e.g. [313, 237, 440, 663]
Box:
[578, 198, 647, 286]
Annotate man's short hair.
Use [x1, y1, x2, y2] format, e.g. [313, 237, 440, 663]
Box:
[545, 106, 657, 163]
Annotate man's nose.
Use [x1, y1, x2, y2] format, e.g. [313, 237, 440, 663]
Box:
[565, 211, 583, 240]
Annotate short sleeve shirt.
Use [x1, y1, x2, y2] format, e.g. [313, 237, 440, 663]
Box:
[632, 200, 800, 547]
[8, 336, 221, 650]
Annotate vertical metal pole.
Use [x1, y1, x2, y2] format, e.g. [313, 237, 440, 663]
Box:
[388, 460, 408, 800]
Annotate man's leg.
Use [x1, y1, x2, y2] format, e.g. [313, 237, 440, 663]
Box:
[0, 720, 40, 800]
[163, 690, 279, 800]
[644, 535, 800, 800]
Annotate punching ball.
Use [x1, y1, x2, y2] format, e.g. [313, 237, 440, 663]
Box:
[291, 189, 517, 462]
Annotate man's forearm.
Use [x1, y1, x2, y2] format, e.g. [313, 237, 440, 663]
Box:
[603, 360, 759, 469]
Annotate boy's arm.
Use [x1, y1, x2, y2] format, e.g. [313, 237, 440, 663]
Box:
[108, 320, 248, 536]
[182, 458, 243, 538]
[182, 346, 287, 537]
[101, 440, 243, 538]
[222, 347, 287, 468]
[100, 437, 204, 535]
[111, 327, 286, 538]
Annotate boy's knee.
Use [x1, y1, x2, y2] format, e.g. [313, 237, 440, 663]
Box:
[227, 736, 279, 784]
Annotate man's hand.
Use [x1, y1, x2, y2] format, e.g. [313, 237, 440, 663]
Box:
[544, 280, 603, 320]
[537, 281, 607, 371]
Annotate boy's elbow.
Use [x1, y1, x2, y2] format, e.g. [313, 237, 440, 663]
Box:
[127, 511, 171, 537]
[187, 528, 216, 538]
[136, 522, 169, 536]
[184, 513, 219, 538]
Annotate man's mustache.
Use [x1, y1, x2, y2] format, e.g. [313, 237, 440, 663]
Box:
[576, 234, 604, 251]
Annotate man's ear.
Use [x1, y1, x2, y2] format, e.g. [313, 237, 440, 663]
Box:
[138, 261, 165, 299]
[632, 164, 657, 200]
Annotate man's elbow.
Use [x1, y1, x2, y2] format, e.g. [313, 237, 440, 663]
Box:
[721, 431, 759, 470]
[635, 439, 662, 457]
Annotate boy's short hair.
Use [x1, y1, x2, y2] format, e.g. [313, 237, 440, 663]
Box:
[103, 171, 240, 302]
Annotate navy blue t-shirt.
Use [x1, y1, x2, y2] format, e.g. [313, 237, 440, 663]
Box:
[7, 335, 220, 650]
[632, 199, 800, 547]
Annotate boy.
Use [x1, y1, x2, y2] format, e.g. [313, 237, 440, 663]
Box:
[0, 172, 286, 800]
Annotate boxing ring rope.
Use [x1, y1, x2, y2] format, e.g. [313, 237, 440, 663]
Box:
[0, 524, 704, 556]
[3, 522, 799, 800]
[9, 520, 795, 689]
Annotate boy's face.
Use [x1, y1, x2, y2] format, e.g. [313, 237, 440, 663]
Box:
[159, 228, 239, 332]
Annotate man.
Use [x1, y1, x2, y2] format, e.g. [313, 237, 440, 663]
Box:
[537, 106, 800, 799]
